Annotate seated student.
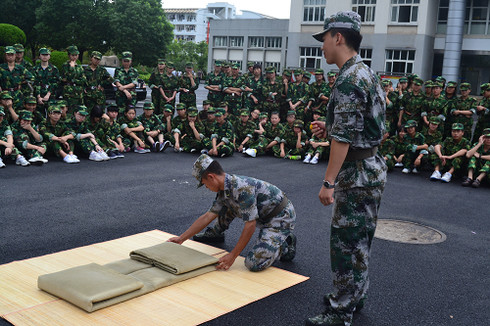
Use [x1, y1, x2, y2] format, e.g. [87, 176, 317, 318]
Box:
[86, 105, 122, 159]
[198, 99, 211, 121]
[305, 111, 323, 138]
[461, 128, 490, 188]
[66, 105, 110, 162]
[138, 101, 170, 152]
[401, 120, 426, 174]
[103, 104, 125, 157]
[1, 92, 18, 124]
[173, 108, 206, 153]
[220, 101, 238, 129]
[0, 107, 30, 167]
[202, 106, 216, 137]
[234, 109, 257, 153]
[273, 110, 296, 158]
[11, 110, 48, 165]
[57, 100, 69, 122]
[203, 108, 235, 157]
[243, 112, 269, 158]
[172, 103, 187, 132]
[21, 96, 45, 126]
[250, 108, 261, 125]
[278, 118, 307, 160]
[391, 128, 407, 168]
[303, 116, 330, 165]
[430, 123, 470, 183]
[39, 105, 79, 164]
[169, 154, 297, 272]
[378, 130, 396, 172]
[118, 105, 147, 153]
[158, 104, 176, 146]
[420, 116, 443, 170]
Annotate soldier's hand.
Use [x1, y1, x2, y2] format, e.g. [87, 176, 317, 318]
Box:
[5, 147, 12, 156]
[38, 147, 46, 155]
[311, 121, 326, 138]
[319, 186, 334, 206]
[217, 253, 236, 271]
[167, 236, 184, 244]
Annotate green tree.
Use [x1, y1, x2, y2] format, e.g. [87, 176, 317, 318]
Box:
[0, 0, 39, 55]
[0, 24, 27, 46]
[166, 40, 208, 73]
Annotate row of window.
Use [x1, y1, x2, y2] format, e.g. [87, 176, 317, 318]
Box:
[175, 25, 196, 32]
[175, 35, 195, 42]
[166, 14, 196, 22]
[300, 47, 415, 74]
[438, 0, 490, 35]
[214, 36, 283, 48]
[213, 61, 282, 72]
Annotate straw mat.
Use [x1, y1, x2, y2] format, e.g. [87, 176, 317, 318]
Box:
[0, 230, 308, 326]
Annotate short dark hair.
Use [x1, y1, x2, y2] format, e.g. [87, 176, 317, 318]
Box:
[91, 105, 104, 118]
[328, 28, 363, 53]
[202, 160, 225, 179]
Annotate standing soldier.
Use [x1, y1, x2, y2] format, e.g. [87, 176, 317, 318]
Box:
[442, 81, 459, 137]
[287, 70, 310, 122]
[114, 51, 139, 112]
[474, 83, 490, 140]
[148, 59, 166, 115]
[422, 81, 451, 132]
[451, 82, 476, 141]
[60, 45, 86, 114]
[13, 44, 33, 71]
[32, 48, 60, 117]
[306, 69, 329, 123]
[397, 77, 425, 130]
[424, 80, 434, 98]
[83, 51, 113, 113]
[0, 46, 34, 110]
[160, 61, 179, 112]
[222, 63, 245, 117]
[262, 67, 284, 116]
[243, 64, 263, 112]
[205, 61, 224, 107]
[245, 61, 254, 78]
[178, 62, 199, 108]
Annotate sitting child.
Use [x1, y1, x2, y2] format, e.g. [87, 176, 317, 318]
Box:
[461, 128, 490, 188]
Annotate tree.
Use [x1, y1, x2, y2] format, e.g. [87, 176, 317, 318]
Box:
[0, 24, 26, 46]
[166, 40, 208, 73]
[0, 0, 39, 55]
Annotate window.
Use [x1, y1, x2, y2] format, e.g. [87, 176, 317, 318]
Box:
[229, 37, 244, 47]
[214, 36, 227, 47]
[185, 25, 196, 32]
[385, 49, 415, 74]
[299, 47, 322, 70]
[249, 37, 264, 48]
[465, 0, 490, 35]
[167, 14, 176, 20]
[187, 14, 196, 22]
[437, 0, 449, 34]
[352, 0, 376, 23]
[391, 0, 420, 23]
[360, 48, 373, 67]
[265, 62, 281, 73]
[266, 37, 282, 48]
[303, 0, 326, 22]
[178, 14, 185, 21]
[176, 25, 184, 32]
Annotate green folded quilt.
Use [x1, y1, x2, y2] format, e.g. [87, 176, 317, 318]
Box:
[129, 242, 219, 274]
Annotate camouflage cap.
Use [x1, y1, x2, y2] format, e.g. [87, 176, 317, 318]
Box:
[48, 105, 62, 114]
[382, 79, 391, 86]
[312, 11, 361, 42]
[429, 116, 441, 125]
[158, 58, 165, 64]
[408, 73, 419, 81]
[39, 48, 51, 55]
[404, 120, 417, 128]
[214, 109, 223, 117]
[19, 110, 33, 121]
[222, 61, 230, 68]
[164, 107, 173, 113]
[303, 71, 312, 79]
[67, 45, 79, 55]
[317, 116, 326, 122]
[481, 83, 490, 92]
[294, 69, 303, 76]
[4, 46, 16, 54]
[57, 100, 67, 107]
[166, 61, 175, 68]
[24, 96, 37, 104]
[413, 77, 424, 86]
[207, 107, 216, 114]
[203, 100, 211, 105]
[240, 109, 250, 116]
[176, 103, 186, 110]
[265, 66, 276, 73]
[0, 91, 13, 100]
[247, 61, 254, 67]
[435, 76, 446, 83]
[13, 44, 25, 52]
[446, 81, 458, 88]
[219, 101, 228, 107]
[187, 106, 198, 113]
[122, 51, 132, 60]
[214, 60, 222, 67]
[293, 119, 304, 129]
[188, 110, 198, 117]
[451, 122, 464, 130]
[315, 69, 324, 75]
[399, 77, 408, 83]
[231, 63, 240, 69]
[143, 101, 154, 110]
[287, 110, 296, 116]
[0, 107, 4, 115]
[106, 103, 119, 112]
[424, 80, 434, 87]
[327, 71, 337, 77]
[259, 112, 268, 118]
[283, 70, 292, 77]
[482, 128, 490, 137]
[185, 62, 193, 68]
[91, 51, 102, 59]
[433, 81, 443, 88]
[460, 82, 471, 91]
[192, 154, 215, 188]
[75, 105, 89, 116]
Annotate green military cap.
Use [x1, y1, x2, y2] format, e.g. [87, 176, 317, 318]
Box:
[240, 109, 250, 116]
[424, 80, 434, 87]
[24, 96, 37, 104]
[327, 71, 337, 77]
[143, 102, 154, 110]
[67, 45, 79, 55]
[106, 103, 119, 112]
[122, 51, 132, 60]
[408, 73, 419, 81]
[433, 81, 443, 88]
[265, 66, 276, 73]
[158, 58, 165, 64]
[188, 110, 198, 117]
[247, 61, 254, 67]
[435, 76, 446, 83]
[187, 106, 198, 112]
[91, 51, 102, 60]
[312, 110, 322, 116]
[185, 62, 193, 68]
[75, 105, 89, 116]
[164, 108, 173, 113]
[4, 46, 16, 54]
[176, 103, 186, 110]
[429, 116, 441, 125]
[214, 60, 222, 67]
[231, 63, 240, 69]
[163, 104, 174, 111]
[192, 154, 215, 188]
[13, 44, 25, 52]
[404, 120, 417, 128]
[19, 110, 33, 121]
[48, 105, 62, 114]
[317, 116, 326, 122]
[0, 91, 13, 100]
[293, 119, 304, 129]
[219, 101, 228, 107]
[207, 107, 216, 114]
[287, 110, 296, 116]
[284, 70, 292, 77]
[259, 112, 268, 118]
[413, 77, 423, 86]
[166, 61, 175, 68]
[446, 81, 457, 88]
[482, 128, 490, 137]
[399, 77, 408, 83]
[315, 69, 324, 75]
[222, 61, 230, 68]
[0, 107, 5, 115]
[294, 69, 303, 75]
[313, 11, 361, 42]
[303, 71, 312, 79]
[451, 122, 464, 130]
[57, 100, 67, 106]
[214, 108, 224, 117]
[481, 83, 490, 92]
[39, 48, 51, 55]
[381, 79, 391, 86]
[203, 100, 211, 105]
[460, 82, 471, 91]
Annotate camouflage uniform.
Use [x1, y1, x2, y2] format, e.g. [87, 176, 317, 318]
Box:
[32, 62, 60, 115]
[234, 119, 257, 148]
[0, 62, 34, 109]
[467, 141, 490, 180]
[118, 115, 144, 148]
[244, 75, 263, 111]
[206, 119, 235, 157]
[11, 116, 47, 160]
[385, 90, 398, 134]
[305, 134, 329, 160]
[399, 91, 425, 128]
[161, 71, 179, 111]
[83, 63, 113, 112]
[286, 80, 310, 121]
[0, 116, 22, 160]
[207, 173, 296, 271]
[422, 95, 451, 132]
[422, 126, 443, 169]
[205, 71, 224, 107]
[451, 96, 477, 139]
[178, 71, 199, 108]
[307, 79, 328, 122]
[275, 123, 307, 158]
[114, 66, 139, 111]
[378, 137, 395, 171]
[401, 130, 425, 169]
[432, 136, 471, 173]
[105, 119, 124, 150]
[138, 112, 165, 146]
[65, 115, 97, 155]
[86, 118, 115, 152]
[60, 60, 87, 112]
[261, 76, 284, 115]
[222, 74, 245, 116]
[39, 116, 75, 157]
[174, 117, 206, 152]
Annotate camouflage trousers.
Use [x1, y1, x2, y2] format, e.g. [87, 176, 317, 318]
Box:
[207, 92, 223, 108]
[294, 104, 306, 122]
[151, 93, 165, 116]
[402, 150, 423, 168]
[74, 138, 98, 155]
[121, 131, 145, 149]
[46, 140, 75, 157]
[203, 139, 234, 157]
[180, 137, 204, 153]
[244, 98, 262, 112]
[226, 100, 242, 116]
[85, 90, 106, 112]
[116, 90, 137, 111]
[432, 156, 465, 173]
[247, 136, 270, 155]
[19, 144, 47, 159]
[1, 142, 21, 160]
[262, 102, 280, 116]
[273, 144, 304, 158]
[468, 156, 490, 175]
[306, 144, 328, 157]
[385, 157, 395, 172]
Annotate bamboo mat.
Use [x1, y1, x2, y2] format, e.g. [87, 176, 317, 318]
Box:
[0, 230, 308, 326]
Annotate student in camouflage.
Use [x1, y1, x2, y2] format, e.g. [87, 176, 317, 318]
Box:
[160, 62, 179, 112]
[173, 109, 206, 153]
[0, 46, 34, 110]
[222, 63, 245, 116]
[474, 83, 490, 140]
[83, 51, 113, 112]
[205, 61, 224, 107]
[103, 104, 126, 156]
[114, 52, 139, 111]
[451, 82, 476, 140]
[60, 45, 87, 113]
[0, 106, 31, 167]
[11, 110, 48, 164]
[1, 91, 19, 124]
[287, 70, 310, 121]
[13, 44, 33, 72]
[378, 131, 395, 172]
[234, 109, 256, 153]
[118, 105, 147, 153]
[245, 111, 284, 157]
[243, 64, 263, 112]
[203, 108, 235, 157]
[178, 63, 199, 108]
[422, 82, 451, 131]
[461, 128, 490, 187]
[442, 81, 459, 137]
[421, 116, 443, 170]
[148, 59, 167, 115]
[398, 77, 425, 130]
[262, 67, 284, 115]
[308, 11, 387, 326]
[279, 119, 307, 160]
[306, 69, 329, 123]
[138, 101, 169, 152]
[169, 154, 296, 272]
[303, 116, 330, 165]
[400, 120, 426, 174]
[32, 48, 60, 116]
[86, 105, 122, 159]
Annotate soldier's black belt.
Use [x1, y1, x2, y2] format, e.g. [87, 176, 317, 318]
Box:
[262, 195, 289, 221]
[345, 146, 378, 161]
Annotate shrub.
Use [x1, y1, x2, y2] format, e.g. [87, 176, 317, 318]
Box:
[0, 24, 26, 46]
[49, 51, 68, 70]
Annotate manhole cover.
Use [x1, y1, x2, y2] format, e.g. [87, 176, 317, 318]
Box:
[375, 219, 446, 244]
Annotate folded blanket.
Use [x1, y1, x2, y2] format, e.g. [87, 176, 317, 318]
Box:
[130, 242, 219, 274]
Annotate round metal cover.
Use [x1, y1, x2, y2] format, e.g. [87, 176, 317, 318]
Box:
[375, 219, 446, 244]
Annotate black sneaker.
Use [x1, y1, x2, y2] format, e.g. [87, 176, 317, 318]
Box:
[153, 142, 160, 152]
[160, 140, 171, 152]
[461, 177, 473, 187]
[280, 233, 297, 262]
[115, 150, 125, 158]
[107, 150, 118, 160]
[192, 227, 225, 243]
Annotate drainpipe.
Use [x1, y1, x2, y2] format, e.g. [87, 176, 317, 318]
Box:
[442, 0, 465, 82]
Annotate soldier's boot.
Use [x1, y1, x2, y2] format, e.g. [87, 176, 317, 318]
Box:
[323, 295, 366, 313]
[193, 227, 225, 243]
[279, 233, 297, 262]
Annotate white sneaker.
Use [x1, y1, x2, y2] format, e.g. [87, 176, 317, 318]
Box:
[16, 155, 30, 167]
[40, 157, 49, 164]
[412, 167, 419, 174]
[98, 151, 110, 161]
[63, 155, 74, 164]
[430, 170, 442, 181]
[0, 157, 5, 168]
[395, 162, 403, 167]
[244, 148, 257, 158]
[303, 154, 311, 164]
[89, 151, 103, 162]
[441, 172, 452, 183]
[310, 156, 319, 165]
[402, 168, 410, 174]
[28, 156, 43, 164]
[69, 154, 80, 163]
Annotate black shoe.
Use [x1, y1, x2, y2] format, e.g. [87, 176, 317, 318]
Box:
[471, 179, 481, 188]
[192, 227, 225, 243]
[461, 177, 473, 187]
[153, 142, 160, 152]
[305, 307, 345, 326]
[107, 150, 118, 160]
[280, 233, 297, 262]
[160, 140, 171, 152]
[115, 150, 125, 158]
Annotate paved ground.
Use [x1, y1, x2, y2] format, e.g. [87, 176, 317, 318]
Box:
[1, 87, 489, 326]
